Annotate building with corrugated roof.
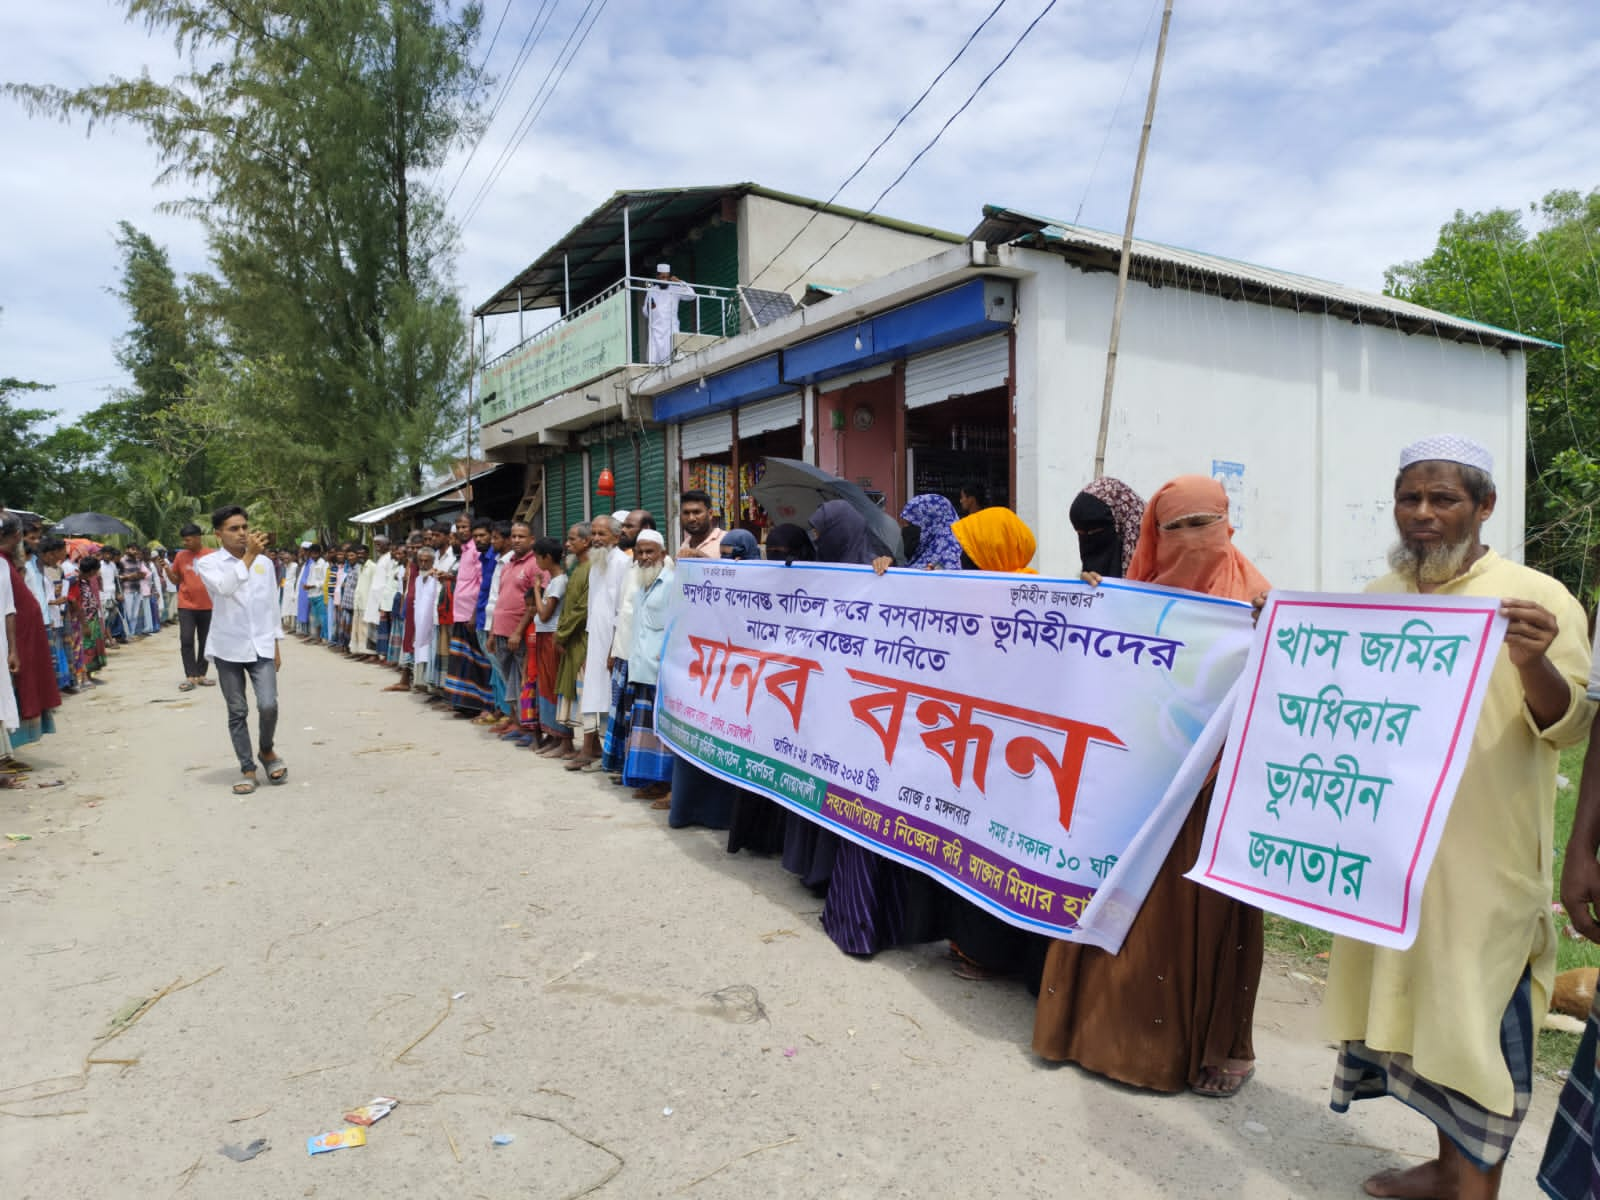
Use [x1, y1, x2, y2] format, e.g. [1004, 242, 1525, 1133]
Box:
[627, 204, 1546, 586]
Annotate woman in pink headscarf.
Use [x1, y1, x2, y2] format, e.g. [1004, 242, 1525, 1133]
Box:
[1032, 475, 1268, 1098]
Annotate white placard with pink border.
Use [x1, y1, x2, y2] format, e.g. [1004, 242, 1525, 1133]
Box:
[1188, 590, 1507, 950]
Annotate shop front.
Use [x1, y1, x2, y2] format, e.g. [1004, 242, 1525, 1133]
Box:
[681, 393, 804, 536]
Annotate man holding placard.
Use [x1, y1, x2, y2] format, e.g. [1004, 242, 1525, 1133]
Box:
[1325, 437, 1593, 1199]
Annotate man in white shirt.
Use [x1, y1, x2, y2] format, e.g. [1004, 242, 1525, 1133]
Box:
[197, 505, 285, 795]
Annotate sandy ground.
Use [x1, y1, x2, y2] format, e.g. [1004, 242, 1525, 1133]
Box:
[0, 633, 1566, 1198]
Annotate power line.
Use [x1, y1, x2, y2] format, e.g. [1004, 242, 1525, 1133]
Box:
[476, 0, 515, 71]
[459, 0, 605, 228]
[442, 0, 563, 207]
[781, 0, 1062, 292]
[1073, 0, 1160, 226]
[744, 0, 1011, 290]
[459, 0, 612, 231]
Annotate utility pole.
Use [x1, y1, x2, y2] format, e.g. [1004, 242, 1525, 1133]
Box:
[1093, 0, 1175, 479]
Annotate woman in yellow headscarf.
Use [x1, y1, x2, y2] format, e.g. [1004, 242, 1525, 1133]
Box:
[938, 507, 1048, 983]
[951, 506, 1038, 573]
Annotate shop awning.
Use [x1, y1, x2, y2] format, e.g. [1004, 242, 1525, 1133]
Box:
[349, 465, 507, 525]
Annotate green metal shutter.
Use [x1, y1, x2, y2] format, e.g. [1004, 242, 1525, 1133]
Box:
[562, 451, 586, 530]
[544, 459, 563, 537]
[638, 428, 667, 525]
[688, 219, 739, 337]
[609, 435, 640, 512]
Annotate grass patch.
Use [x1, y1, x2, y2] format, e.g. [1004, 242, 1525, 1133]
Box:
[1265, 743, 1595, 1079]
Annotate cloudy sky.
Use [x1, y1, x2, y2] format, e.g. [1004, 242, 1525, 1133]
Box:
[3, 0, 1597, 425]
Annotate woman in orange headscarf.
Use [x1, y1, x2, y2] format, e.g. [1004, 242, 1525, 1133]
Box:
[1032, 475, 1268, 1098]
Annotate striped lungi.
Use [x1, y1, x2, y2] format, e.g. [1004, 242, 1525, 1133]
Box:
[375, 613, 392, 661]
[1333, 967, 1532, 1171]
[621, 684, 673, 787]
[442, 622, 494, 711]
[601, 663, 630, 772]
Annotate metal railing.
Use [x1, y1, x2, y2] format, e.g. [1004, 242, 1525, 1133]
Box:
[481, 276, 740, 374]
[620, 274, 740, 343]
[479, 276, 741, 426]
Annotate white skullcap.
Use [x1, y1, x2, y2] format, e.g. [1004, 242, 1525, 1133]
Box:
[635, 529, 665, 548]
[612, 510, 630, 524]
[300, 541, 312, 548]
[1398, 435, 1494, 477]
[655, 263, 670, 273]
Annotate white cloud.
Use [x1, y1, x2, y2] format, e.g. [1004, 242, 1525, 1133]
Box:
[3, 0, 1597, 428]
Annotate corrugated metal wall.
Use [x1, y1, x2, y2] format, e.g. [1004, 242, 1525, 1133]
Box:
[689, 220, 740, 337]
[639, 428, 667, 523]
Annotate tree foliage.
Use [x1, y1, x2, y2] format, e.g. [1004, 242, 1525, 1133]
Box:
[8, 0, 485, 540]
[1385, 188, 1600, 596]
[0, 377, 59, 513]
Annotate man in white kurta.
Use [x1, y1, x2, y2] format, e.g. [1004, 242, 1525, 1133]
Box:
[1326, 436, 1595, 1199]
[411, 547, 439, 681]
[581, 515, 630, 731]
[0, 548, 19, 746]
[643, 263, 694, 364]
[361, 538, 391, 629]
[350, 545, 377, 656]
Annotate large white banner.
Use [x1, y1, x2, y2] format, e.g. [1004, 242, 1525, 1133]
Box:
[1188, 590, 1507, 949]
[655, 560, 1254, 938]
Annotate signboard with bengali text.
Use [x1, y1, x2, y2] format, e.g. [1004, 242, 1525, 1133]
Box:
[480, 289, 628, 425]
[1188, 590, 1506, 949]
[656, 560, 1255, 937]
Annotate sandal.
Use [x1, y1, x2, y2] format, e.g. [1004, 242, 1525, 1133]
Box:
[649, 795, 672, 810]
[262, 755, 288, 784]
[179, 681, 196, 692]
[1191, 1062, 1254, 1099]
[233, 775, 259, 796]
[564, 757, 598, 772]
[198, 678, 216, 687]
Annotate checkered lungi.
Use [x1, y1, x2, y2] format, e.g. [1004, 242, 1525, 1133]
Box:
[1332, 968, 1532, 1171]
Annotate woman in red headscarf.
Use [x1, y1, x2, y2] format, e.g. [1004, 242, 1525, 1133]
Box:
[1032, 475, 1269, 1097]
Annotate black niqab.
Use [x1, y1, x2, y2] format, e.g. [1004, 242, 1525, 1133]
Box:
[1070, 492, 1123, 578]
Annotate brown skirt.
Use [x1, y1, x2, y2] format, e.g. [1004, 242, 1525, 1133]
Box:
[1031, 780, 1263, 1093]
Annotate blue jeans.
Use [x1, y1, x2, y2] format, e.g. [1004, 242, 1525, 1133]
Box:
[122, 593, 150, 636]
[214, 656, 279, 774]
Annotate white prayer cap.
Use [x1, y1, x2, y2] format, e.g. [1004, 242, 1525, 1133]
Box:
[300, 541, 312, 548]
[635, 529, 665, 548]
[612, 509, 630, 524]
[1398, 435, 1494, 478]
[655, 263, 670, 273]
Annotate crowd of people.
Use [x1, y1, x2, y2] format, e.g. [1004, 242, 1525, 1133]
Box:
[0, 512, 201, 786]
[12, 431, 1600, 1199]
[244, 439, 1600, 1198]
[273, 504, 684, 803]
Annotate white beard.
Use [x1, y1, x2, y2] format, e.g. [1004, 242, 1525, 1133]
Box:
[587, 545, 610, 573]
[1387, 536, 1475, 586]
[636, 562, 664, 589]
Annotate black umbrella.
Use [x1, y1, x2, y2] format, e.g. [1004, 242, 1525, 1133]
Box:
[751, 457, 904, 565]
[52, 512, 137, 538]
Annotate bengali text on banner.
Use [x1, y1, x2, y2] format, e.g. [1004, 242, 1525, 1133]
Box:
[1187, 590, 1507, 950]
[655, 559, 1255, 938]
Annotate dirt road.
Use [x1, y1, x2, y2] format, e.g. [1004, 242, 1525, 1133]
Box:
[0, 635, 1562, 1197]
